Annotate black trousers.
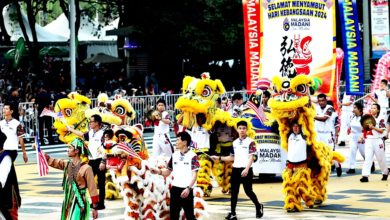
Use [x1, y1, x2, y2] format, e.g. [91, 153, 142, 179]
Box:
[39, 116, 53, 145]
[89, 158, 106, 205]
[170, 186, 195, 220]
[230, 167, 260, 214]
[5, 150, 17, 162]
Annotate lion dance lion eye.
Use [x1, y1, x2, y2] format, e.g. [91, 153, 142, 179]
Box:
[296, 84, 307, 94]
[201, 86, 212, 97]
[65, 109, 72, 117]
[115, 106, 126, 116]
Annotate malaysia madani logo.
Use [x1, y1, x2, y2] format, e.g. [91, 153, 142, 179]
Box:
[283, 17, 290, 31]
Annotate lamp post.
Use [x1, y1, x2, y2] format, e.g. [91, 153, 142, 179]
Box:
[70, 0, 76, 91]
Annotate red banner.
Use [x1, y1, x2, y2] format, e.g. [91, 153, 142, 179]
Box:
[242, 0, 261, 93]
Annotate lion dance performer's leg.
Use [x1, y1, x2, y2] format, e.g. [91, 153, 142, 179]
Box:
[211, 142, 233, 194]
[293, 167, 315, 208]
[196, 152, 213, 197]
[105, 171, 121, 199]
[222, 161, 233, 194]
[282, 168, 302, 212]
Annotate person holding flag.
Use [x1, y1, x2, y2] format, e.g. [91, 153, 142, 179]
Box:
[67, 114, 106, 209]
[42, 138, 99, 219]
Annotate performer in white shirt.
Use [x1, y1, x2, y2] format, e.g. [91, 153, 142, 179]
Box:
[338, 92, 355, 146]
[0, 103, 28, 163]
[151, 131, 199, 220]
[314, 94, 342, 176]
[346, 103, 365, 174]
[211, 120, 263, 220]
[189, 113, 212, 197]
[152, 99, 173, 160]
[360, 104, 390, 182]
[283, 121, 316, 211]
[369, 79, 390, 119]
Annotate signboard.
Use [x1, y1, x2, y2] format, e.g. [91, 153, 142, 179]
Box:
[243, 0, 338, 99]
[338, 0, 365, 95]
[370, 0, 390, 58]
[242, 0, 261, 93]
[252, 132, 287, 175]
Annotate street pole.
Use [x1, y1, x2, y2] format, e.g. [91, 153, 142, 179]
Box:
[70, 0, 76, 91]
[362, 0, 371, 83]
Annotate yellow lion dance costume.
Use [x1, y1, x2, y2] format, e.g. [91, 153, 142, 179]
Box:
[175, 73, 255, 197]
[268, 75, 344, 212]
[53, 92, 91, 143]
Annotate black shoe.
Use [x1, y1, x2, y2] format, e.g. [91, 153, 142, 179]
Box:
[336, 165, 342, 177]
[371, 162, 375, 173]
[95, 204, 105, 210]
[225, 212, 237, 220]
[338, 141, 345, 146]
[287, 208, 298, 212]
[346, 169, 356, 174]
[382, 168, 390, 181]
[331, 165, 335, 172]
[360, 176, 369, 182]
[256, 204, 264, 218]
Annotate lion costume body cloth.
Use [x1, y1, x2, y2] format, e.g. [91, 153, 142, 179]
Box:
[268, 75, 345, 212]
[175, 73, 255, 197]
[106, 124, 208, 219]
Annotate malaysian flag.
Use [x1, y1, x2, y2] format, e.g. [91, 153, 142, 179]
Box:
[246, 101, 267, 122]
[190, 141, 199, 150]
[115, 142, 143, 160]
[222, 97, 232, 112]
[40, 107, 58, 118]
[35, 135, 49, 176]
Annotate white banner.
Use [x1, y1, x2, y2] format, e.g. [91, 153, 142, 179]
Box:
[253, 132, 287, 174]
[371, 0, 390, 58]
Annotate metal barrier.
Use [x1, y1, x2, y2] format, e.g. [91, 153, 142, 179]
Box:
[0, 85, 374, 141]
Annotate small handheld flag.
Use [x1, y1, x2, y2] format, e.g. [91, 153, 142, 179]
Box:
[35, 135, 49, 176]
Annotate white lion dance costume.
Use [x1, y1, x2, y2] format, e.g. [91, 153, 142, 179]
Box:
[268, 74, 345, 212]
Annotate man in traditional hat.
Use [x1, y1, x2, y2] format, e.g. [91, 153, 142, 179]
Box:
[43, 138, 99, 219]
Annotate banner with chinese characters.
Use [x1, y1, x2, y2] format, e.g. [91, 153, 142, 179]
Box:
[338, 0, 364, 95]
[253, 0, 336, 97]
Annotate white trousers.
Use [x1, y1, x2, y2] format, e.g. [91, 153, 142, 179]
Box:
[152, 133, 173, 159]
[348, 138, 365, 169]
[362, 138, 388, 176]
[339, 111, 352, 142]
